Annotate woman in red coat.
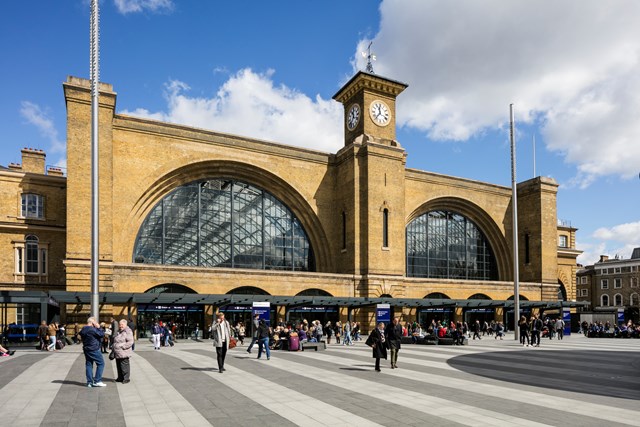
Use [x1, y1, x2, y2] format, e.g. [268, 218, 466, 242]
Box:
[366, 322, 387, 372]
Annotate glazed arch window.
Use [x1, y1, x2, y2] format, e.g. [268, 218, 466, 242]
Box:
[601, 294, 609, 306]
[21, 193, 44, 219]
[406, 210, 498, 280]
[133, 179, 314, 271]
[614, 293, 623, 306]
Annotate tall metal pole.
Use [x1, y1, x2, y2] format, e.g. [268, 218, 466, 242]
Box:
[510, 104, 520, 341]
[90, 0, 100, 319]
[532, 134, 536, 178]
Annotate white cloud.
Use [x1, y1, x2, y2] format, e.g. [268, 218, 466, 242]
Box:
[113, 0, 173, 14]
[121, 68, 343, 153]
[20, 101, 66, 167]
[356, 0, 640, 186]
[578, 221, 640, 265]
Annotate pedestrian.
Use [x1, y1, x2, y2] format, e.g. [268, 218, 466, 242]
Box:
[530, 315, 542, 347]
[366, 322, 387, 372]
[113, 319, 134, 383]
[472, 320, 482, 340]
[555, 318, 565, 340]
[495, 322, 504, 340]
[334, 321, 342, 344]
[109, 317, 118, 349]
[315, 320, 323, 342]
[151, 320, 162, 350]
[257, 318, 271, 360]
[385, 317, 403, 369]
[47, 321, 59, 351]
[247, 313, 260, 353]
[127, 317, 136, 351]
[519, 316, 530, 347]
[79, 317, 106, 387]
[342, 320, 353, 345]
[212, 312, 233, 373]
[100, 322, 110, 353]
[325, 321, 333, 344]
[38, 320, 48, 350]
[238, 322, 245, 345]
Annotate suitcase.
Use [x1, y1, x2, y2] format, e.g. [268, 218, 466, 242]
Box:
[55, 340, 64, 350]
[289, 335, 300, 351]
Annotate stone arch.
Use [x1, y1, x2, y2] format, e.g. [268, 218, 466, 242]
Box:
[558, 280, 567, 301]
[227, 286, 270, 295]
[424, 292, 451, 299]
[468, 293, 492, 300]
[145, 283, 197, 294]
[507, 294, 530, 301]
[296, 289, 333, 297]
[407, 197, 510, 281]
[125, 160, 332, 272]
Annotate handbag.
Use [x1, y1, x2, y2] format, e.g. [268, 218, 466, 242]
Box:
[228, 337, 237, 349]
[108, 350, 115, 360]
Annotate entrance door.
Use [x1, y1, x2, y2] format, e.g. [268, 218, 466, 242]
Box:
[137, 304, 204, 340]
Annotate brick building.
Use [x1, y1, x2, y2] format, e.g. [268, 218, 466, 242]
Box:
[1, 72, 581, 332]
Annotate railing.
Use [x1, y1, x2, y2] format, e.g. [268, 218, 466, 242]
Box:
[557, 219, 572, 227]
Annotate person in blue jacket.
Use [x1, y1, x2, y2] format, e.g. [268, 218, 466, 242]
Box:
[79, 317, 106, 387]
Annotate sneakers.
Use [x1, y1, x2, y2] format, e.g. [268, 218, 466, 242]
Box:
[1, 353, 9, 357]
[87, 383, 93, 388]
[8, 351, 15, 356]
[92, 381, 107, 387]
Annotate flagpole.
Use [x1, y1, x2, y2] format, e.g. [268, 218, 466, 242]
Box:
[510, 104, 520, 341]
[90, 0, 100, 320]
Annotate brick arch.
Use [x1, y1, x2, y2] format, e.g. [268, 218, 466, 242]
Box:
[125, 160, 333, 272]
[406, 197, 511, 281]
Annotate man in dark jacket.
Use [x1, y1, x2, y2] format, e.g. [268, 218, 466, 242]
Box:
[246, 313, 260, 354]
[79, 317, 106, 387]
[385, 317, 403, 369]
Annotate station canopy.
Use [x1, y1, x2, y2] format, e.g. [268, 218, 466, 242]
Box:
[34, 291, 589, 310]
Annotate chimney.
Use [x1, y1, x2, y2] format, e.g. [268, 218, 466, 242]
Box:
[8, 162, 22, 171]
[21, 148, 46, 174]
[599, 255, 609, 263]
[47, 166, 64, 177]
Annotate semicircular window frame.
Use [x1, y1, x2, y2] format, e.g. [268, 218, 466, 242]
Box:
[133, 178, 315, 272]
[406, 210, 498, 280]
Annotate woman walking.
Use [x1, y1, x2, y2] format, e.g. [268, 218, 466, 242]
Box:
[113, 319, 134, 383]
[366, 322, 387, 372]
[519, 316, 530, 347]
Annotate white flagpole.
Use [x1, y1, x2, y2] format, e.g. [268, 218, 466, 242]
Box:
[510, 104, 520, 341]
[90, 0, 100, 319]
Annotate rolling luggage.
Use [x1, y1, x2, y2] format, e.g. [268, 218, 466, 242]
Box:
[55, 340, 64, 350]
[289, 333, 300, 351]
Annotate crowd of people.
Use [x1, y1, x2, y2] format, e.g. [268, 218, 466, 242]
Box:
[581, 320, 640, 338]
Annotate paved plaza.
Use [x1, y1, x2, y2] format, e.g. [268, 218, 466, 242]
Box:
[0, 333, 638, 426]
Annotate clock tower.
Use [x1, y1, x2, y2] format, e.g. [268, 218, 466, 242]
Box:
[332, 71, 407, 146]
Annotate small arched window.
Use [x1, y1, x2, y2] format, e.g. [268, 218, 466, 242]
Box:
[614, 293, 623, 306]
[601, 294, 609, 307]
[630, 293, 639, 306]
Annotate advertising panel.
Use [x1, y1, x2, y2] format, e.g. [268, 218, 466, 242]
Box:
[376, 304, 391, 324]
[252, 302, 271, 322]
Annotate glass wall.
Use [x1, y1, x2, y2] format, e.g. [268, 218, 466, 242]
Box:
[134, 179, 314, 271]
[406, 210, 497, 280]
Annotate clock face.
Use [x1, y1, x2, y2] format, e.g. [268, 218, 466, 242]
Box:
[369, 100, 391, 126]
[347, 104, 360, 130]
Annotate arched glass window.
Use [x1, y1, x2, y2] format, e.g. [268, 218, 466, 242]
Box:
[614, 293, 623, 306]
[631, 293, 639, 306]
[406, 210, 497, 280]
[146, 284, 197, 294]
[601, 294, 609, 307]
[134, 179, 314, 271]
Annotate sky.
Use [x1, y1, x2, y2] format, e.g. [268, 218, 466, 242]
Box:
[0, 0, 638, 266]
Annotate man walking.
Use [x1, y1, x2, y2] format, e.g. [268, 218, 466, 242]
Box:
[212, 312, 233, 373]
[342, 320, 352, 345]
[247, 313, 260, 353]
[79, 317, 106, 387]
[151, 320, 162, 350]
[385, 317, 403, 369]
[530, 315, 543, 347]
[555, 318, 565, 340]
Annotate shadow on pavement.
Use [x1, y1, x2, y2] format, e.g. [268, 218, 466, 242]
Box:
[447, 350, 640, 400]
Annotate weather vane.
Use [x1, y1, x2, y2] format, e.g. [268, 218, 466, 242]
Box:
[362, 41, 376, 74]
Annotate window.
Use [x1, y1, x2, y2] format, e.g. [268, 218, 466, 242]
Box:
[558, 235, 568, 248]
[580, 276, 587, 284]
[341, 211, 346, 250]
[614, 267, 621, 274]
[631, 277, 638, 288]
[14, 235, 48, 279]
[614, 278, 622, 288]
[614, 294, 623, 306]
[382, 208, 389, 248]
[601, 294, 609, 306]
[600, 268, 608, 275]
[21, 194, 44, 219]
[580, 289, 588, 297]
[406, 210, 498, 280]
[134, 179, 314, 271]
[601, 279, 609, 289]
[632, 266, 638, 272]
[631, 293, 639, 306]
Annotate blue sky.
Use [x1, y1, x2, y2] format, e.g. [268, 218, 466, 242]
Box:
[1, 0, 639, 265]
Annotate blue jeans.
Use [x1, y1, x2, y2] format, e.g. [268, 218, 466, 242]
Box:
[343, 332, 352, 345]
[84, 348, 105, 384]
[257, 337, 270, 359]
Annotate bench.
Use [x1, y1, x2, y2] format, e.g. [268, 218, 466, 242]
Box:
[302, 341, 326, 351]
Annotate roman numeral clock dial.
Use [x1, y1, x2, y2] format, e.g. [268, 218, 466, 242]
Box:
[347, 104, 360, 131]
[369, 100, 390, 126]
